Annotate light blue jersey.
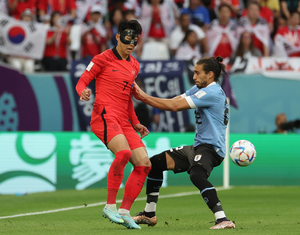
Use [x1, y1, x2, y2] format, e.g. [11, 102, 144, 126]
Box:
[183, 82, 229, 158]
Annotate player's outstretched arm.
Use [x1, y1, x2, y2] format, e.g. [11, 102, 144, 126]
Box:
[132, 82, 191, 112]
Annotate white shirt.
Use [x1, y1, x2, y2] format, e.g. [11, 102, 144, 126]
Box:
[169, 24, 205, 50]
[175, 42, 201, 60]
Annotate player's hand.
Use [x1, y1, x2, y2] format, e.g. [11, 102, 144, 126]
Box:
[134, 123, 149, 139]
[80, 88, 91, 102]
[132, 82, 145, 101]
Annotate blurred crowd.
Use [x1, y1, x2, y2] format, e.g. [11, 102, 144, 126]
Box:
[0, 0, 299, 73]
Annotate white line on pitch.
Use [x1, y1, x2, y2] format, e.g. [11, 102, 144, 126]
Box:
[0, 187, 230, 220]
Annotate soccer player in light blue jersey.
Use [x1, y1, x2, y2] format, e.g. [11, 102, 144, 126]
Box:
[131, 56, 235, 229]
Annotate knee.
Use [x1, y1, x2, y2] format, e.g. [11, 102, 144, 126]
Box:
[114, 149, 131, 165]
[133, 165, 152, 175]
[189, 166, 208, 184]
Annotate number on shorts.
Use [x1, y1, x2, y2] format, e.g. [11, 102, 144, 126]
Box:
[169, 146, 184, 152]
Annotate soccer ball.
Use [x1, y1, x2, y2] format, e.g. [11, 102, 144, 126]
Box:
[229, 140, 256, 167]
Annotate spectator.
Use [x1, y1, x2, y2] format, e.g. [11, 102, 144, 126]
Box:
[7, 9, 35, 72]
[273, 113, 288, 133]
[237, 1, 270, 56]
[206, 4, 238, 60]
[76, 0, 108, 23]
[242, 0, 274, 33]
[81, 5, 107, 59]
[42, 11, 71, 71]
[0, 0, 8, 15]
[280, 0, 300, 20]
[211, 0, 240, 17]
[106, 8, 123, 48]
[175, 29, 202, 60]
[260, 0, 281, 19]
[273, 11, 300, 57]
[231, 30, 262, 60]
[169, 13, 207, 55]
[37, 0, 76, 20]
[8, 0, 36, 20]
[123, 0, 142, 18]
[139, 0, 176, 42]
[181, 0, 210, 32]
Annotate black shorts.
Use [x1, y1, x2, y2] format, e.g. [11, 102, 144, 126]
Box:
[165, 144, 224, 177]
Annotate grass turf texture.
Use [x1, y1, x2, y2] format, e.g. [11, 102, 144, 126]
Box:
[1, 186, 299, 235]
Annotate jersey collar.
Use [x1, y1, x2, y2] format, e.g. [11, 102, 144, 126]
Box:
[112, 47, 130, 61]
[207, 81, 216, 87]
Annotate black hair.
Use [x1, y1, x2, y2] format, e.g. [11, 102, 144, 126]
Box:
[147, 0, 164, 5]
[180, 29, 196, 45]
[218, 3, 231, 12]
[196, 56, 227, 82]
[247, 1, 260, 9]
[50, 11, 61, 27]
[118, 19, 142, 34]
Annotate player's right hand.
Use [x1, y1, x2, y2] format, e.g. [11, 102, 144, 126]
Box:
[80, 88, 91, 102]
[132, 82, 144, 101]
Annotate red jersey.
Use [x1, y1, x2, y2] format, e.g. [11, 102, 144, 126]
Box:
[76, 47, 140, 125]
[242, 6, 273, 24]
[37, 0, 76, 15]
[9, 0, 36, 19]
[213, 26, 232, 59]
[82, 28, 106, 58]
[43, 29, 68, 58]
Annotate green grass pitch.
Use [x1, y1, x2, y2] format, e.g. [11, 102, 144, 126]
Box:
[1, 186, 300, 235]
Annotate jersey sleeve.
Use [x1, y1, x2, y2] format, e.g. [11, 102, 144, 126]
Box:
[76, 55, 104, 96]
[75, 55, 105, 97]
[184, 88, 217, 109]
[127, 96, 140, 126]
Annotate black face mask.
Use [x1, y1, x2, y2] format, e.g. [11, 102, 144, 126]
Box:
[119, 30, 139, 46]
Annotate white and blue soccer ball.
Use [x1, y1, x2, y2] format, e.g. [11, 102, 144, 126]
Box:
[229, 140, 256, 167]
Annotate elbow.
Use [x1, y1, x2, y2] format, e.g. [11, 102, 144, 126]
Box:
[170, 101, 181, 112]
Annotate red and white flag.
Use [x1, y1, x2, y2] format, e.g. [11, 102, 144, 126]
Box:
[0, 13, 47, 59]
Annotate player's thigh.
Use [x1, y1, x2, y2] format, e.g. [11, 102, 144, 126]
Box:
[91, 110, 130, 153]
[107, 134, 130, 154]
[165, 145, 194, 173]
[191, 144, 223, 177]
[131, 147, 151, 167]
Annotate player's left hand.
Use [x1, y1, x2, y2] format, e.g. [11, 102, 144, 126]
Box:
[134, 123, 149, 139]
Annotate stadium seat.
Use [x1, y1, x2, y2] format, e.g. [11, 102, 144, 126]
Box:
[141, 41, 170, 60]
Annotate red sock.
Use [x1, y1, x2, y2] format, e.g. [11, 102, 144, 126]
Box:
[106, 150, 131, 204]
[120, 166, 151, 210]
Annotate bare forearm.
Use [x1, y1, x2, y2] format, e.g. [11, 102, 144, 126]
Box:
[141, 94, 182, 112]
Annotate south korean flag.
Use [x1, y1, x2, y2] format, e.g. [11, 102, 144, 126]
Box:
[0, 13, 47, 59]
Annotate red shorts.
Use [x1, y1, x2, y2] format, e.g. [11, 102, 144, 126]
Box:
[90, 105, 145, 150]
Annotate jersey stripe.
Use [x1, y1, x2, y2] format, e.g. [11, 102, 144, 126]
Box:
[100, 107, 107, 146]
[185, 96, 197, 109]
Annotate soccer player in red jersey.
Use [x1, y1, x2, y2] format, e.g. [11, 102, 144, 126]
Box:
[75, 19, 151, 229]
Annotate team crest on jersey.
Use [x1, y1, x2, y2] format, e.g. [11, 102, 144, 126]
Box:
[194, 90, 206, 99]
[194, 154, 202, 161]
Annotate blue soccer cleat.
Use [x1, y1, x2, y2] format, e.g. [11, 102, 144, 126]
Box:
[120, 214, 141, 229]
[102, 207, 124, 224]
